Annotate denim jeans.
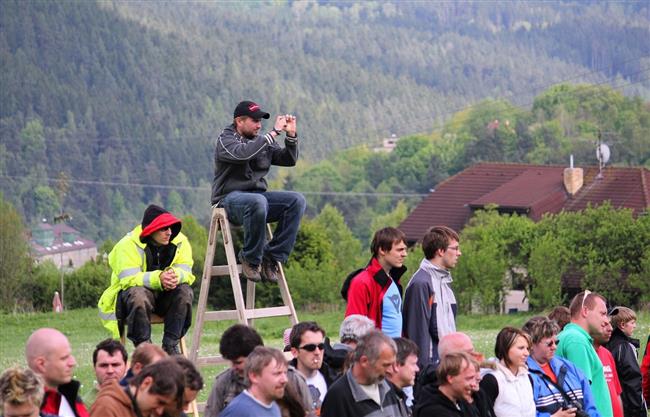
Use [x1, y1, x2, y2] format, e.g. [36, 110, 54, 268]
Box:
[117, 284, 193, 346]
[221, 190, 306, 266]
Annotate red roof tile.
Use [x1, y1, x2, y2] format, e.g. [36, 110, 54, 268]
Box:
[399, 162, 650, 243]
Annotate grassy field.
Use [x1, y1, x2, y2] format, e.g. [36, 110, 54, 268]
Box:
[1, 307, 647, 404]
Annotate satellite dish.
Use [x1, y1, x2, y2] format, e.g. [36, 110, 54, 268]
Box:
[597, 143, 610, 165]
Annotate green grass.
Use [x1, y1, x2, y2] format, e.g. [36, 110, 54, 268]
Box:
[1, 307, 647, 405]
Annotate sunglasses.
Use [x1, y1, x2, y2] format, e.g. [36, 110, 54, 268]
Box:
[580, 289, 591, 310]
[299, 343, 325, 352]
[545, 339, 559, 347]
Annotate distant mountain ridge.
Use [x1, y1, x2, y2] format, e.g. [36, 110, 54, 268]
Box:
[1, 0, 649, 239]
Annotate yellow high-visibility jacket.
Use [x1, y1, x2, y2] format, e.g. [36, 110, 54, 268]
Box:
[98, 225, 195, 338]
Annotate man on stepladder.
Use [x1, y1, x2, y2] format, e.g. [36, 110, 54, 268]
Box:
[211, 100, 306, 283]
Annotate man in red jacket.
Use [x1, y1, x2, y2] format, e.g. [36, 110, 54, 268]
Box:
[25, 328, 89, 417]
[342, 227, 408, 338]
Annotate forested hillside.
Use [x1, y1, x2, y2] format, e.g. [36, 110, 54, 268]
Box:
[1, 0, 649, 241]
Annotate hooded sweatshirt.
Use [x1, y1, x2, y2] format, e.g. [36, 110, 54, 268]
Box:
[413, 381, 465, 417]
[89, 380, 136, 417]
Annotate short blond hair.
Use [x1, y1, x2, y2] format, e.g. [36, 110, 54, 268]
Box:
[610, 306, 636, 329]
[0, 367, 44, 412]
[437, 352, 478, 385]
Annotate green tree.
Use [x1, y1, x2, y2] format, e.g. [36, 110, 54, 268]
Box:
[180, 215, 208, 279]
[0, 194, 33, 312]
[312, 204, 364, 272]
[527, 233, 569, 309]
[283, 218, 340, 307]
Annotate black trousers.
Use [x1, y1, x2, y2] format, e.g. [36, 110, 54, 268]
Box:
[117, 284, 193, 346]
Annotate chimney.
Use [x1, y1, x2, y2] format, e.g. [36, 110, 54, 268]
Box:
[564, 155, 583, 195]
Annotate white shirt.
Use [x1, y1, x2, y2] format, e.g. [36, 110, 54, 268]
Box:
[58, 395, 76, 417]
[306, 371, 328, 403]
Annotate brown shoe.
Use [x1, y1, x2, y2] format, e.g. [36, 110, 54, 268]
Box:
[238, 251, 261, 282]
[261, 257, 280, 284]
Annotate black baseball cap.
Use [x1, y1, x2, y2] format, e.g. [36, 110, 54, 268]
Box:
[233, 100, 270, 119]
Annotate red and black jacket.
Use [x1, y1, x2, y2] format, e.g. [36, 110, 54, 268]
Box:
[341, 257, 407, 331]
[41, 380, 89, 417]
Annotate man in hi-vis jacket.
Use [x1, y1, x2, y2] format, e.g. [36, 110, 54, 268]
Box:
[98, 204, 195, 355]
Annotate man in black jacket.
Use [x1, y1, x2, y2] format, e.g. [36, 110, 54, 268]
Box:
[321, 330, 404, 417]
[413, 352, 478, 417]
[386, 338, 420, 417]
[606, 306, 648, 417]
[211, 100, 306, 284]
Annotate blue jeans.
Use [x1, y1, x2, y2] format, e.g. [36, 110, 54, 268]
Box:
[221, 190, 306, 265]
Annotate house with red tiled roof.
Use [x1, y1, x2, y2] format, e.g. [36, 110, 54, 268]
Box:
[399, 162, 650, 244]
[399, 162, 649, 311]
[30, 222, 97, 269]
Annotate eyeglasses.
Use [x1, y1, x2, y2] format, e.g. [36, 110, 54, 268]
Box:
[299, 343, 325, 352]
[544, 339, 559, 347]
[447, 246, 460, 252]
[580, 289, 591, 310]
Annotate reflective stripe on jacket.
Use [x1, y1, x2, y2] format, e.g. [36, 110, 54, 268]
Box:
[97, 225, 195, 337]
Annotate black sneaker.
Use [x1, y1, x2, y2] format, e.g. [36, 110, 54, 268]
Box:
[261, 257, 280, 284]
[238, 251, 261, 282]
[162, 342, 182, 356]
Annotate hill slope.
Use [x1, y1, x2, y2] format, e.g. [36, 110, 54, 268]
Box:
[1, 0, 649, 239]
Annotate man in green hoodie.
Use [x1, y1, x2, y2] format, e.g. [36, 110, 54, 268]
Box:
[98, 204, 195, 355]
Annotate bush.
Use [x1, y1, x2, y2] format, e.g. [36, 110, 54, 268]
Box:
[19, 261, 60, 312]
[65, 258, 112, 309]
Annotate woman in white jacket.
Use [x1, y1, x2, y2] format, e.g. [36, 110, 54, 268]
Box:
[480, 326, 537, 417]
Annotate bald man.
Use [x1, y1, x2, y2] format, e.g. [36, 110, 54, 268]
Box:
[25, 328, 89, 417]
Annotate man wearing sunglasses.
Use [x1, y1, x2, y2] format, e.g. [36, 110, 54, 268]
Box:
[99, 204, 195, 355]
[289, 322, 337, 414]
[556, 290, 613, 417]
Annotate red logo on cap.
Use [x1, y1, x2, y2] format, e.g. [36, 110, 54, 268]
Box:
[249, 104, 260, 111]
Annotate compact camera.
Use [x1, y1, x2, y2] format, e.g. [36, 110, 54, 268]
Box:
[562, 400, 588, 417]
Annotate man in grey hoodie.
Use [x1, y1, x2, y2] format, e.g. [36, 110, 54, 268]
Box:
[403, 226, 461, 368]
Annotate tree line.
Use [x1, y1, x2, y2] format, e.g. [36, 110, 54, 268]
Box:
[2, 191, 648, 314]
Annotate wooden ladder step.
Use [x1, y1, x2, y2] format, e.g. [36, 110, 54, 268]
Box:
[196, 355, 230, 367]
[210, 265, 241, 276]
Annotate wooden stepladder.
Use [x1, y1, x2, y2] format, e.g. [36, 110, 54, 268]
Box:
[189, 207, 299, 369]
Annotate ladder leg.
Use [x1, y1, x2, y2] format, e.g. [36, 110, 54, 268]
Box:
[266, 224, 299, 325]
[189, 207, 219, 363]
[221, 213, 248, 325]
[246, 280, 256, 327]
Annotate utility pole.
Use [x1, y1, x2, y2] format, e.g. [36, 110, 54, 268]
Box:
[54, 172, 70, 309]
